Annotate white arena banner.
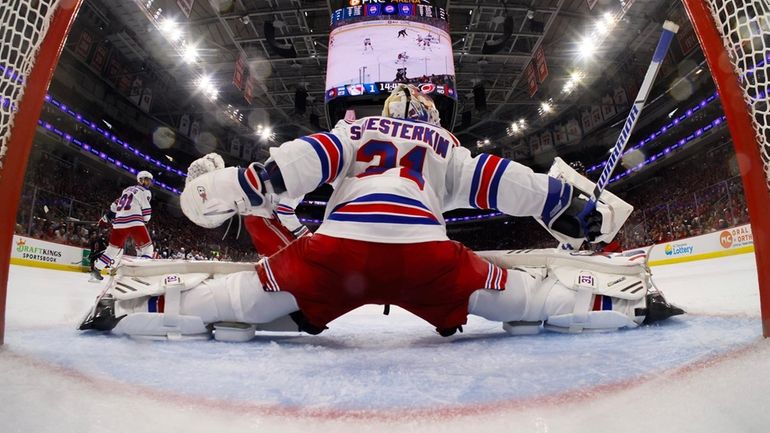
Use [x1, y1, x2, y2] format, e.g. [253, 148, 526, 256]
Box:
[648, 224, 754, 266]
[10, 235, 88, 272]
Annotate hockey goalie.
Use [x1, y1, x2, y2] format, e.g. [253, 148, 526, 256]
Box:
[79, 85, 683, 341]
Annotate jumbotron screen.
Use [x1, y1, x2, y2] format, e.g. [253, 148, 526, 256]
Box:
[325, 21, 455, 102]
[325, 1, 456, 104]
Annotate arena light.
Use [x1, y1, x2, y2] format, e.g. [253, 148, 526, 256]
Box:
[159, 18, 177, 35]
[577, 37, 596, 59]
[158, 18, 182, 42]
[182, 43, 198, 63]
[540, 101, 553, 114]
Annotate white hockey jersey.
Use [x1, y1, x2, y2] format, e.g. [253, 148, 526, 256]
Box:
[274, 196, 309, 237]
[109, 184, 152, 229]
[269, 116, 571, 243]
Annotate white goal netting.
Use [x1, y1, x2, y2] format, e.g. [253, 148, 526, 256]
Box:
[705, 0, 770, 189]
[0, 0, 61, 170]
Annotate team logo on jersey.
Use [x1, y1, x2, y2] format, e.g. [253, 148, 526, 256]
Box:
[197, 185, 208, 202]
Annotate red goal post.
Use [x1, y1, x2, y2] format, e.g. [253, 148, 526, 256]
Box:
[681, 0, 770, 337]
[0, 0, 83, 345]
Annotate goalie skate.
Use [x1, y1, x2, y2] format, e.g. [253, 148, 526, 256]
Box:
[78, 293, 125, 331]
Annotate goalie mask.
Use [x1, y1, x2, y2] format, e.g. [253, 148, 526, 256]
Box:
[382, 84, 441, 126]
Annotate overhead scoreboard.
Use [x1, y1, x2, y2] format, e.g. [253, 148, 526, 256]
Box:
[325, 0, 457, 129]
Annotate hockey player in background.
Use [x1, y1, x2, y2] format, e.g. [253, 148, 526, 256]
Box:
[363, 36, 373, 52]
[80, 85, 682, 339]
[395, 67, 407, 82]
[90, 171, 155, 280]
[87, 232, 107, 282]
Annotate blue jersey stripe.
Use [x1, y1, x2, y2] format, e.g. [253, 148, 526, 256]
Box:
[332, 193, 430, 213]
[237, 167, 264, 207]
[541, 177, 565, 224]
[354, 193, 429, 208]
[488, 158, 510, 210]
[469, 154, 489, 208]
[299, 136, 330, 185]
[323, 133, 345, 179]
[328, 213, 441, 225]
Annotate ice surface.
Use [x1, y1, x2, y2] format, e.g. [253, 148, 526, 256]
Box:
[1, 253, 769, 433]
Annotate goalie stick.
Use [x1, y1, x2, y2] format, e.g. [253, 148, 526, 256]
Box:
[576, 20, 680, 236]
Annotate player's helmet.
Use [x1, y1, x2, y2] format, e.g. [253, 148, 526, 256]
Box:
[137, 170, 154, 184]
[382, 84, 440, 126]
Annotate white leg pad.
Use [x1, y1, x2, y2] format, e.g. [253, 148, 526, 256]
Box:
[112, 313, 210, 340]
[162, 274, 184, 327]
[540, 269, 645, 333]
[471, 258, 650, 335]
[544, 311, 637, 333]
[111, 274, 212, 340]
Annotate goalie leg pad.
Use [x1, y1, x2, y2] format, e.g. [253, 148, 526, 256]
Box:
[111, 313, 211, 341]
[470, 257, 656, 335]
[111, 274, 212, 340]
[541, 270, 646, 333]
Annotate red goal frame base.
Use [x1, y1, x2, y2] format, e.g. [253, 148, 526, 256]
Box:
[0, 0, 83, 345]
[682, 0, 770, 337]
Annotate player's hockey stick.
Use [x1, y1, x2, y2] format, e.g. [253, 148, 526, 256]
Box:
[577, 20, 679, 232]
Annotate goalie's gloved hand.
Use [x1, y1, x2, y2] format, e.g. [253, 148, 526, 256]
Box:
[542, 182, 604, 242]
[181, 163, 276, 229]
[186, 153, 225, 185]
[550, 194, 604, 242]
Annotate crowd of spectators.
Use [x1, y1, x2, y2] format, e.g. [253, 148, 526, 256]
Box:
[614, 140, 747, 249]
[16, 141, 260, 262]
[16, 120, 752, 260]
[448, 139, 749, 251]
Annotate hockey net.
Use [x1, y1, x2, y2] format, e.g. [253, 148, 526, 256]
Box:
[682, 0, 770, 336]
[0, 0, 82, 344]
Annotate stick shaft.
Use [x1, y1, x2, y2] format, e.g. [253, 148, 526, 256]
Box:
[593, 20, 680, 198]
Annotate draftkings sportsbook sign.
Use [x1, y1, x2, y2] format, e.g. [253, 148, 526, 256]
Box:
[11, 235, 88, 270]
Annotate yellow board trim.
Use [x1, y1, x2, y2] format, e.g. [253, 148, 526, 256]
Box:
[648, 245, 755, 266]
[10, 258, 87, 273]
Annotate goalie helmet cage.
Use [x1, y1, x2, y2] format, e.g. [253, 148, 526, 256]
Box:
[1, 0, 770, 343]
[0, 0, 83, 345]
[681, 0, 770, 337]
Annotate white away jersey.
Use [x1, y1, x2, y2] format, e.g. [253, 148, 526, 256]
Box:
[269, 116, 570, 243]
[110, 184, 152, 229]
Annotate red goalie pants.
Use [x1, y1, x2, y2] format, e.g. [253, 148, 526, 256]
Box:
[108, 224, 151, 249]
[243, 215, 295, 256]
[256, 234, 508, 330]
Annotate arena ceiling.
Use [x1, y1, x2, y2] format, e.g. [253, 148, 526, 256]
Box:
[80, 0, 674, 153]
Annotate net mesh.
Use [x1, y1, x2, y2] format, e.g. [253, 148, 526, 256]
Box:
[704, 0, 770, 190]
[0, 0, 60, 170]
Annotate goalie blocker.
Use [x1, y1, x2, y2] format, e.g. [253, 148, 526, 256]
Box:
[78, 249, 683, 340]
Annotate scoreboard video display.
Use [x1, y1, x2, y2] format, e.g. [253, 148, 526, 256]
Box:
[325, 1, 457, 129]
